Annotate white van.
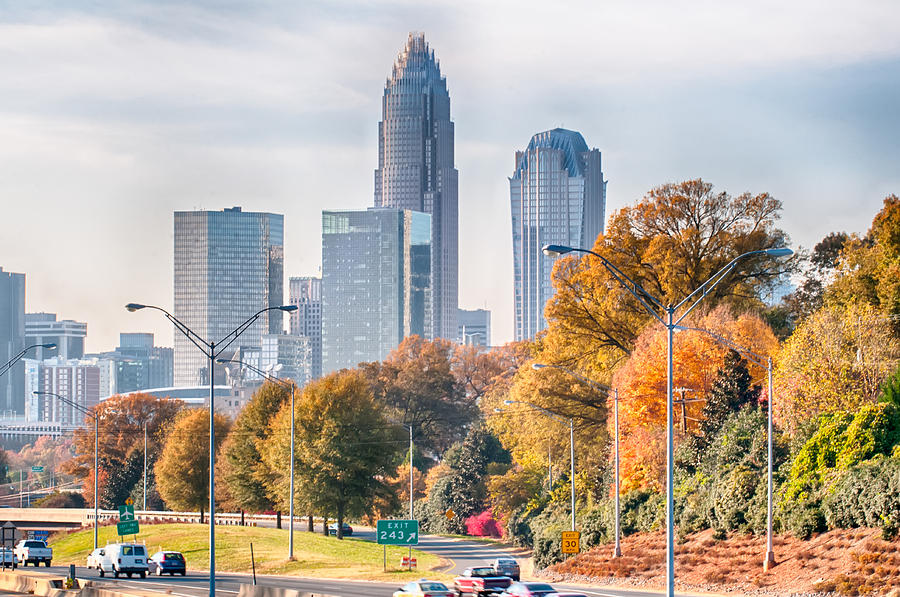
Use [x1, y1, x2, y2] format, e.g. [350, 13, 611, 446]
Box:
[95, 543, 149, 578]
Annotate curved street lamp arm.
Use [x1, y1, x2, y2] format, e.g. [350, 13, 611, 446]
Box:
[673, 249, 781, 323]
[674, 325, 768, 370]
[0, 343, 56, 377]
[565, 247, 667, 323]
[534, 363, 612, 396]
[214, 306, 291, 357]
[505, 399, 568, 425]
[129, 304, 210, 354]
[34, 390, 93, 418]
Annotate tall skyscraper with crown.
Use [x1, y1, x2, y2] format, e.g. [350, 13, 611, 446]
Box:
[374, 32, 458, 341]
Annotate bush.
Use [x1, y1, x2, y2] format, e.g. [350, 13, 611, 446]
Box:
[620, 489, 664, 534]
[465, 510, 502, 538]
[781, 498, 826, 539]
[823, 456, 900, 538]
[33, 491, 85, 508]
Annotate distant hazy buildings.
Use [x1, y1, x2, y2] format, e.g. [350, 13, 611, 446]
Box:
[113, 333, 174, 393]
[30, 358, 100, 425]
[458, 308, 491, 347]
[261, 334, 312, 388]
[0, 267, 25, 415]
[25, 313, 86, 361]
[510, 128, 607, 341]
[322, 208, 432, 374]
[173, 207, 285, 386]
[375, 33, 458, 342]
[288, 277, 322, 379]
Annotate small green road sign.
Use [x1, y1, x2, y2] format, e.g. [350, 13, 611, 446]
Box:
[118, 504, 136, 522]
[30, 466, 43, 473]
[376, 519, 419, 545]
[117, 520, 139, 536]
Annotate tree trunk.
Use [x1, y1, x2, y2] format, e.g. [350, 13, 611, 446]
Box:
[276, 510, 282, 530]
[199, 506, 204, 525]
[336, 504, 344, 540]
[240, 509, 245, 526]
[307, 514, 314, 533]
[322, 517, 329, 536]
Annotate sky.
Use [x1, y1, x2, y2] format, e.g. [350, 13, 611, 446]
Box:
[1, 0, 899, 352]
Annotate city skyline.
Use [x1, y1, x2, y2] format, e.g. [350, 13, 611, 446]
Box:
[1, 2, 899, 351]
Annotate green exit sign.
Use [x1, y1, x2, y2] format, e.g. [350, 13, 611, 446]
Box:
[30, 466, 43, 473]
[376, 519, 419, 545]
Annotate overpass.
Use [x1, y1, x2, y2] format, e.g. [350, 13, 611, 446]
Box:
[0, 508, 289, 532]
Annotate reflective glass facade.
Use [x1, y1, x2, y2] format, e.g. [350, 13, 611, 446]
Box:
[0, 267, 25, 415]
[375, 33, 458, 341]
[510, 129, 606, 340]
[173, 207, 284, 386]
[321, 208, 432, 374]
[288, 277, 322, 379]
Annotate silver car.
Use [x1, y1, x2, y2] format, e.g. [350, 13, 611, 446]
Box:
[493, 558, 520, 581]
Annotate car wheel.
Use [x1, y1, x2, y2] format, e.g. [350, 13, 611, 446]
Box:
[113, 568, 119, 578]
[180, 571, 186, 576]
[45, 561, 50, 567]
[140, 572, 146, 579]
[99, 568, 104, 577]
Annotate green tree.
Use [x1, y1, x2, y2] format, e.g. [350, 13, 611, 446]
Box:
[260, 370, 400, 539]
[879, 364, 900, 409]
[219, 382, 290, 513]
[154, 409, 231, 518]
[34, 491, 85, 508]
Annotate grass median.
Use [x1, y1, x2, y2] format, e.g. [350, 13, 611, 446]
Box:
[49, 523, 449, 582]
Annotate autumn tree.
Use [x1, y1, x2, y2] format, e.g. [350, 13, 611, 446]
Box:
[260, 370, 400, 539]
[219, 382, 290, 513]
[362, 336, 477, 457]
[611, 307, 777, 492]
[543, 179, 792, 375]
[63, 393, 183, 508]
[154, 408, 231, 518]
[775, 301, 900, 432]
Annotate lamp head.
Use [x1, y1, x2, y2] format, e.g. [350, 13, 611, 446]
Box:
[125, 303, 146, 312]
[493, 408, 503, 413]
[542, 244, 574, 257]
[215, 358, 232, 365]
[531, 363, 546, 370]
[503, 399, 514, 406]
[42, 343, 57, 350]
[765, 247, 793, 258]
[279, 305, 298, 312]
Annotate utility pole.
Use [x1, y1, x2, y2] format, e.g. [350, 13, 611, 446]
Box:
[143, 422, 148, 511]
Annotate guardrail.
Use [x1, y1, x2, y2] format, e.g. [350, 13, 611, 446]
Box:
[0, 507, 322, 528]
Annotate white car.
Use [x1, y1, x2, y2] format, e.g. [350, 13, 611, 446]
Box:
[86, 547, 108, 570]
[393, 580, 455, 597]
[94, 543, 148, 578]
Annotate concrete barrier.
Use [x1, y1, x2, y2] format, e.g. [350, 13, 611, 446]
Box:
[237, 586, 340, 597]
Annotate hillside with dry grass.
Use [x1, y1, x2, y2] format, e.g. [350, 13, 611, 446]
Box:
[542, 528, 900, 596]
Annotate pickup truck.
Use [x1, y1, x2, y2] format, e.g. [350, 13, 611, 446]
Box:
[454, 566, 512, 596]
[14, 539, 52, 567]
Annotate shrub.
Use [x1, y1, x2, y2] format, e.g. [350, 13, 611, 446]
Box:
[33, 491, 85, 508]
[823, 456, 900, 538]
[465, 510, 502, 538]
[781, 498, 826, 539]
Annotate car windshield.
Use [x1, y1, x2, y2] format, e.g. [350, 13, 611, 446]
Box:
[24, 541, 45, 548]
[525, 584, 554, 590]
[165, 553, 183, 561]
[133, 546, 145, 556]
[419, 583, 448, 590]
[471, 567, 495, 576]
[497, 559, 516, 565]
[122, 546, 133, 555]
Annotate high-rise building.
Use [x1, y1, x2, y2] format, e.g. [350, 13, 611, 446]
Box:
[510, 128, 606, 340]
[32, 358, 100, 425]
[374, 33, 458, 341]
[25, 313, 87, 361]
[458, 308, 491, 347]
[173, 207, 285, 386]
[0, 267, 26, 415]
[322, 208, 432, 374]
[288, 277, 322, 379]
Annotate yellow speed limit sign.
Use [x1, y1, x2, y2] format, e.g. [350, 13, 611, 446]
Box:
[561, 531, 580, 554]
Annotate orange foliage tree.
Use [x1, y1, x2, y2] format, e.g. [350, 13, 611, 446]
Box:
[611, 307, 778, 492]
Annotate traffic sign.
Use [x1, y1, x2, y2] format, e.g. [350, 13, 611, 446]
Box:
[30, 466, 43, 473]
[376, 519, 419, 545]
[444, 508, 455, 520]
[117, 520, 139, 536]
[561, 531, 580, 554]
[118, 504, 135, 522]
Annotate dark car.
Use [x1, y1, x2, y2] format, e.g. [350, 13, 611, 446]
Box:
[148, 551, 186, 576]
[492, 558, 520, 581]
[500, 582, 557, 597]
[328, 522, 354, 536]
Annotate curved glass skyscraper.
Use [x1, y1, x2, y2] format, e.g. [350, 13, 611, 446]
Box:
[375, 33, 458, 341]
[510, 128, 607, 340]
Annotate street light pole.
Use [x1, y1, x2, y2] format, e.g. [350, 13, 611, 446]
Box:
[672, 324, 777, 569]
[128, 302, 296, 597]
[34, 390, 98, 549]
[143, 422, 147, 511]
[542, 243, 792, 595]
[613, 387, 621, 557]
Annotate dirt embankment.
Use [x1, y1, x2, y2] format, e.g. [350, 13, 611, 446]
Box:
[542, 528, 900, 596]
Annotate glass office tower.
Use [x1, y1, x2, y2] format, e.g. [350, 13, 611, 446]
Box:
[0, 267, 25, 414]
[173, 207, 284, 386]
[321, 208, 432, 374]
[510, 128, 606, 340]
[374, 33, 458, 341]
